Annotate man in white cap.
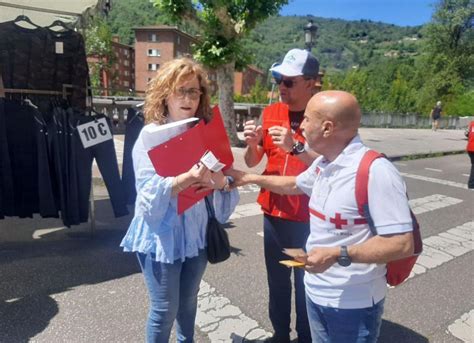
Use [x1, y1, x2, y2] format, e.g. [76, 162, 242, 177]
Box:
[242, 49, 320, 342]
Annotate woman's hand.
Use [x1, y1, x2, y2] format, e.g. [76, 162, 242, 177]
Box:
[172, 163, 212, 196]
[194, 171, 227, 193]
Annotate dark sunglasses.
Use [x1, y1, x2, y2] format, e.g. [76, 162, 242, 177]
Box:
[274, 77, 298, 88]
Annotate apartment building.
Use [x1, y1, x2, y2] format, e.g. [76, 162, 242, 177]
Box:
[133, 25, 195, 93]
[86, 35, 135, 96]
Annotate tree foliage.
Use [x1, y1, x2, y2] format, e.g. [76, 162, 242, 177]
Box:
[85, 19, 115, 91]
[153, 0, 289, 145]
[325, 0, 473, 116]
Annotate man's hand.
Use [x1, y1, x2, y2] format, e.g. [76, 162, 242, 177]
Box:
[224, 168, 248, 188]
[301, 247, 339, 274]
[268, 126, 294, 152]
[243, 120, 263, 147]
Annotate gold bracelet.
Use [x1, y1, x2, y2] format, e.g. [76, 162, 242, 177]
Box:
[175, 175, 184, 192]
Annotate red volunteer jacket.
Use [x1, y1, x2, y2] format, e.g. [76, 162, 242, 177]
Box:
[257, 102, 310, 222]
[467, 121, 474, 152]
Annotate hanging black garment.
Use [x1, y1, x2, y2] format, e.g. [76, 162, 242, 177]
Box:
[0, 98, 14, 218]
[48, 30, 89, 110]
[34, 107, 58, 218]
[122, 108, 144, 205]
[0, 21, 51, 91]
[74, 114, 129, 220]
[3, 100, 57, 218]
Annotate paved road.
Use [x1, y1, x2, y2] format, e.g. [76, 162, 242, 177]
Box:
[1, 154, 472, 342]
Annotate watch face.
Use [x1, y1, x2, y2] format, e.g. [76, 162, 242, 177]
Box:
[293, 142, 305, 155]
[338, 256, 351, 267]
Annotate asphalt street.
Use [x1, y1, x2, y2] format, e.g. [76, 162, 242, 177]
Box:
[0, 131, 472, 342]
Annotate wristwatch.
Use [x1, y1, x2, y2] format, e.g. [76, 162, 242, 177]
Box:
[222, 176, 234, 192]
[337, 246, 352, 267]
[291, 141, 305, 155]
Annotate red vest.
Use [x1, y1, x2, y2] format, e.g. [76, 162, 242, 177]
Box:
[257, 102, 310, 222]
[467, 121, 474, 152]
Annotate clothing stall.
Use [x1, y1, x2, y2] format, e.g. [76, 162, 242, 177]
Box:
[0, 0, 128, 235]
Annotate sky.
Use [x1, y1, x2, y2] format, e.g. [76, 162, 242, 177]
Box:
[279, 0, 439, 26]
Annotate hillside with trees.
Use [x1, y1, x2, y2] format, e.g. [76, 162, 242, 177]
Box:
[103, 0, 473, 116]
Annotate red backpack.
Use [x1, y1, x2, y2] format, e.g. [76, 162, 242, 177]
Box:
[355, 150, 423, 286]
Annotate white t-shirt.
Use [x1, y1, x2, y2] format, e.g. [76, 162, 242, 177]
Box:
[296, 135, 413, 309]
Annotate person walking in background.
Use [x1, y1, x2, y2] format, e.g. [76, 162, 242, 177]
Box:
[242, 48, 320, 343]
[430, 101, 442, 131]
[120, 58, 239, 342]
[466, 120, 474, 189]
[227, 90, 415, 343]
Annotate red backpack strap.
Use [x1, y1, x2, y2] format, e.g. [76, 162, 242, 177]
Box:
[355, 150, 385, 235]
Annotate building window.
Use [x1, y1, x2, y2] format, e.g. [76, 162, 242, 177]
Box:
[124, 80, 129, 87]
[124, 70, 129, 76]
[147, 49, 160, 57]
[177, 36, 181, 44]
[148, 33, 158, 42]
[124, 60, 129, 66]
[148, 63, 159, 71]
[124, 49, 129, 56]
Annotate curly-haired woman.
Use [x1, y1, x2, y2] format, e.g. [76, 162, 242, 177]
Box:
[120, 58, 239, 342]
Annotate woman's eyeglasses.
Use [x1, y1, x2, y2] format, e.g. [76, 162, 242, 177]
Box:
[175, 87, 202, 100]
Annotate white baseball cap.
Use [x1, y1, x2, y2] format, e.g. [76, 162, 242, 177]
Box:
[270, 49, 319, 78]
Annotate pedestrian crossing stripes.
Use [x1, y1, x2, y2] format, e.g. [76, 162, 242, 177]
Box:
[401, 172, 468, 189]
[447, 309, 473, 342]
[196, 281, 271, 342]
[408, 221, 473, 279]
[409, 194, 462, 215]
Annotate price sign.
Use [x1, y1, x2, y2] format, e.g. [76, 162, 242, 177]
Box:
[77, 117, 113, 148]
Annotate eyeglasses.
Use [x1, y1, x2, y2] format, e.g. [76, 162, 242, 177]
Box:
[274, 77, 299, 88]
[274, 76, 312, 88]
[174, 87, 202, 100]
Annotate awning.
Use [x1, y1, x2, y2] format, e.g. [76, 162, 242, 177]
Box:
[0, 0, 109, 27]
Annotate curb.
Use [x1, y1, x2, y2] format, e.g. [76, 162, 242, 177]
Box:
[388, 150, 466, 162]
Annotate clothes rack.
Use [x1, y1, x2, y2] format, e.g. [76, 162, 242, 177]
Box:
[0, 80, 96, 238]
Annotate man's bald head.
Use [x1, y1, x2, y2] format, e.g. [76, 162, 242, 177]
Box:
[301, 91, 362, 161]
[306, 90, 361, 131]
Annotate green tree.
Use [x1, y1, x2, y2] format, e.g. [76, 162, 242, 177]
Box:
[85, 19, 115, 93]
[154, 0, 289, 145]
[417, 0, 474, 113]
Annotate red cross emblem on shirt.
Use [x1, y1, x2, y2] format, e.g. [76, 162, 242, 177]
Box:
[329, 213, 348, 229]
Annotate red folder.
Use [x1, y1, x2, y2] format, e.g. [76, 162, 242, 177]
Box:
[147, 106, 234, 214]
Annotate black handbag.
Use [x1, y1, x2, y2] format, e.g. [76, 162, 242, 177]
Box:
[204, 196, 231, 264]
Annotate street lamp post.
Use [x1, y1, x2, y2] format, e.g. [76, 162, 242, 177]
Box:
[303, 19, 324, 92]
[304, 19, 318, 52]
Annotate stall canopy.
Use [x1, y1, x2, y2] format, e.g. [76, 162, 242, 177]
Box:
[0, 0, 109, 27]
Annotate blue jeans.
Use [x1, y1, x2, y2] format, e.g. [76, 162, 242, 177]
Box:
[306, 295, 385, 343]
[264, 214, 311, 342]
[137, 250, 207, 343]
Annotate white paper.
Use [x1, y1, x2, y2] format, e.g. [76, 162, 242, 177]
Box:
[142, 117, 199, 150]
[200, 150, 225, 172]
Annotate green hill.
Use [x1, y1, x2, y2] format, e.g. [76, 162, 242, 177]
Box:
[106, 1, 424, 74]
[242, 16, 423, 74]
